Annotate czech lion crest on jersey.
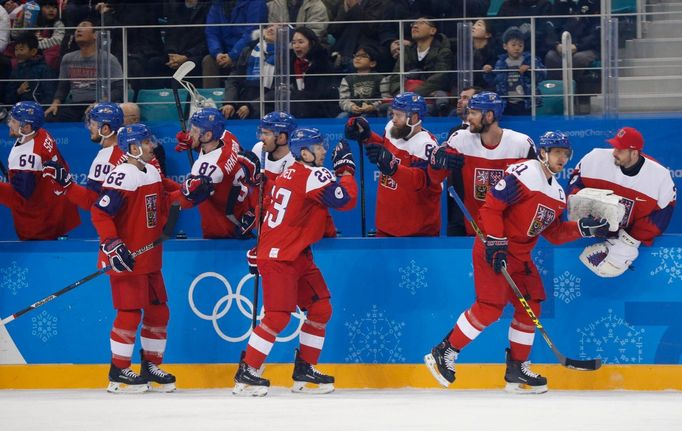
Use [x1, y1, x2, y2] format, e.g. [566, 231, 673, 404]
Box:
[473, 168, 504, 201]
[527, 203, 556, 237]
[145, 194, 158, 228]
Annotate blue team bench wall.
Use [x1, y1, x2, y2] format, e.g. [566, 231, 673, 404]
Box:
[1, 235, 681, 366]
[1, 116, 682, 241]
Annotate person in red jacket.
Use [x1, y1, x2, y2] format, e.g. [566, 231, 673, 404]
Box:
[234, 128, 357, 397]
[425, 131, 608, 394]
[0, 101, 80, 240]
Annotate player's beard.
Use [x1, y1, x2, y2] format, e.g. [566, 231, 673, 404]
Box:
[469, 120, 490, 134]
[90, 133, 103, 144]
[390, 124, 411, 140]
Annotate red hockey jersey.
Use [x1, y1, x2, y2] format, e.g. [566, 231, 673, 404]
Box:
[480, 160, 581, 260]
[375, 122, 441, 237]
[92, 162, 169, 274]
[66, 144, 126, 210]
[569, 148, 676, 245]
[0, 129, 80, 239]
[258, 163, 357, 262]
[434, 127, 535, 235]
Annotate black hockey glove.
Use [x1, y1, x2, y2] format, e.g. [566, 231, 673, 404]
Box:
[237, 150, 262, 186]
[365, 144, 398, 176]
[101, 238, 135, 273]
[239, 210, 257, 237]
[429, 146, 464, 170]
[484, 235, 508, 274]
[332, 139, 356, 176]
[344, 116, 371, 142]
[42, 160, 73, 188]
[246, 247, 258, 275]
[182, 174, 214, 204]
[578, 217, 609, 238]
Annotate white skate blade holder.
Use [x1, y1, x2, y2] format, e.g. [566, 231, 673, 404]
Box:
[107, 381, 149, 394]
[291, 381, 335, 394]
[423, 353, 451, 388]
[232, 382, 268, 397]
[504, 382, 548, 395]
[147, 382, 176, 393]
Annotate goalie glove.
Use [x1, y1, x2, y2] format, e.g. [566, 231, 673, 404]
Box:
[42, 160, 73, 189]
[579, 229, 640, 278]
[101, 238, 135, 273]
[578, 217, 609, 238]
[567, 188, 626, 232]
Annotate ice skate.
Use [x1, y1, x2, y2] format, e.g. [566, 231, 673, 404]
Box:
[504, 348, 548, 394]
[107, 364, 149, 394]
[140, 354, 176, 393]
[291, 349, 335, 394]
[233, 354, 270, 397]
[424, 337, 458, 387]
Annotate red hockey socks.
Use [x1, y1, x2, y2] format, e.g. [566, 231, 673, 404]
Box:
[508, 300, 541, 362]
[141, 303, 169, 365]
[448, 301, 503, 350]
[298, 299, 332, 365]
[244, 311, 290, 369]
[110, 309, 142, 369]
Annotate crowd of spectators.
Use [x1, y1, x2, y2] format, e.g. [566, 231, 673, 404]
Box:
[0, 0, 602, 121]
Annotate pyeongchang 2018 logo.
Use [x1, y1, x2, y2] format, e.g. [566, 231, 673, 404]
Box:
[188, 272, 305, 343]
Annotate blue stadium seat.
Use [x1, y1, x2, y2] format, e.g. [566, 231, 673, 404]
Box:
[537, 80, 575, 115]
[137, 88, 189, 122]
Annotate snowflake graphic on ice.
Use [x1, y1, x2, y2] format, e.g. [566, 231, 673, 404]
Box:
[1, 261, 28, 296]
[398, 260, 427, 295]
[649, 247, 682, 285]
[31, 311, 58, 343]
[532, 249, 549, 277]
[345, 305, 406, 363]
[553, 271, 582, 304]
[576, 309, 644, 364]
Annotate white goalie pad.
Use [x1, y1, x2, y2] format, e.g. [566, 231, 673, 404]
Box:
[579, 229, 641, 277]
[568, 188, 626, 232]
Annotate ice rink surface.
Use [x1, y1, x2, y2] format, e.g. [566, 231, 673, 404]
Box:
[1, 388, 681, 431]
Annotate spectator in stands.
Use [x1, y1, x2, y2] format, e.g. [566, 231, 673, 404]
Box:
[0, 5, 11, 112]
[545, 0, 600, 83]
[321, 0, 340, 19]
[203, 0, 267, 89]
[388, 17, 454, 116]
[222, 23, 277, 120]
[338, 45, 384, 118]
[4, 32, 56, 105]
[1, 3, 9, 52]
[155, 0, 210, 86]
[2, 0, 23, 28]
[61, 0, 91, 27]
[45, 19, 123, 122]
[327, 0, 387, 73]
[424, 0, 491, 38]
[120, 102, 141, 126]
[472, 19, 497, 91]
[34, 0, 64, 70]
[496, 0, 556, 60]
[267, 0, 329, 39]
[491, 26, 546, 116]
[95, 0, 166, 92]
[290, 26, 339, 118]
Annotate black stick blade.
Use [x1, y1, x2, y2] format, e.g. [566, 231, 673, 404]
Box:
[563, 357, 602, 371]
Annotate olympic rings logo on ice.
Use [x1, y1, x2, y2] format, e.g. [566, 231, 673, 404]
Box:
[187, 271, 305, 343]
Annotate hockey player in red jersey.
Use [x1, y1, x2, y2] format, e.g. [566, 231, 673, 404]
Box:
[233, 128, 357, 397]
[568, 127, 676, 277]
[171, 108, 260, 238]
[429, 92, 536, 236]
[42, 102, 126, 209]
[92, 124, 198, 393]
[0, 101, 80, 240]
[425, 131, 608, 394]
[344, 92, 440, 236]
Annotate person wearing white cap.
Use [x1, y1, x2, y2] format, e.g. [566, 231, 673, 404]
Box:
[568, 127, 676, 277]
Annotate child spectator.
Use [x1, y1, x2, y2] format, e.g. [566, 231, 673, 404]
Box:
[337, 45, 383, 118]
[4, 31, 55, 105]
[11, 0, 64, 71]
[472, 19, 496, 91]
[491, 27, 546, 116]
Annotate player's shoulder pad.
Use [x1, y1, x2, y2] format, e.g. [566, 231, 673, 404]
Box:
[305, 166, 336, 193]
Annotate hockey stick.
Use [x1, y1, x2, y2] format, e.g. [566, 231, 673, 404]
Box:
[357, 140, 366, 237]
[447, 186, 601, 371]
[250, 149, 268, 329]
[0, 203, 181, 325]
[172, 61, 196, 166]
[0, 159, 8, 179]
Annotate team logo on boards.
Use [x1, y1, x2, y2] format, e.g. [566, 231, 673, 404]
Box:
[145, 194, 158, 228]
[527, 204, 556, 237]
[473, 168, 504, 201]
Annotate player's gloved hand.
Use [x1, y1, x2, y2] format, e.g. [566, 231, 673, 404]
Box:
[42, 160, 73, 188]
[344, 116, 371, 142]
[578, 216, 609, 238]
[175, 130, 194, 152]
[246, 246, 258, 275]
[485, 235, 508, 274]
[101, 238, 135, 273]
[182, 174, 214, 204]
[332, 139, 355, 176]
[237, 151, 262, 185]
[239, 210, 256, 237]
[365, 144, 398, 176]
[429, 146, 464, 170]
